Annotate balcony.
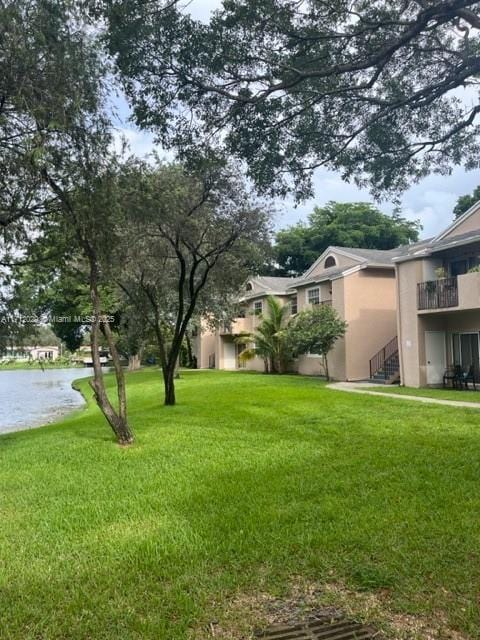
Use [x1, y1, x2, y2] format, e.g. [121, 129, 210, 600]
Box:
[219, 317, 251, 335]
[417, 272, 480, 312]
[417, 277, 458, 310]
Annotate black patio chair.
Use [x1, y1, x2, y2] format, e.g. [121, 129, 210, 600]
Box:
[461, 365, 477, 391]
[443, 365, 462, 389]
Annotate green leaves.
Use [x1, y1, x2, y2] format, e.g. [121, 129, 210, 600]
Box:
[287, 303, 347, 361]
[275, 202, 420, 276]
[237, 296, 293, 373]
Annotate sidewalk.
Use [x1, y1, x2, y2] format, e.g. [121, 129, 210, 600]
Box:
[327, 381, 480, 410]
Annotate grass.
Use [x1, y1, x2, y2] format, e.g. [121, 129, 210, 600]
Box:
[369, 384, 480, 403]
[1, 369, 480, 639]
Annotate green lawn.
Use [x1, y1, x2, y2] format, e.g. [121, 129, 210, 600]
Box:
[1, 370, 480, 639]
[369, 384, 480, 403]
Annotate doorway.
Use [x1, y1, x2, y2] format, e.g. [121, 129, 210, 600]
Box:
[425, 331, 446, 385]
[452, 332, 480, 380]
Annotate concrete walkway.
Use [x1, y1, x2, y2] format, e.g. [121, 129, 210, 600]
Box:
[327, 381, 480, 410]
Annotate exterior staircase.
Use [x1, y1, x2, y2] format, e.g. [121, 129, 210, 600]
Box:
[369, 336, 400, 384]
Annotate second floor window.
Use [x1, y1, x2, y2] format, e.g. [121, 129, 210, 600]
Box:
[291, 296, 298, 315]
[253, 300, 263, 315]
[307, 288, 320, 305]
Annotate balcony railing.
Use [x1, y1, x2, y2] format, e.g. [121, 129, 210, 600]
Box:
[417, 277, 458, 310]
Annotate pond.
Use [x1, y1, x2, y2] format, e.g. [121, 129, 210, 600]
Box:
[0, 368, 97, 435]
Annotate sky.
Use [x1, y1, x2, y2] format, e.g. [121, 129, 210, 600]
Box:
[112, 0, 480, 240]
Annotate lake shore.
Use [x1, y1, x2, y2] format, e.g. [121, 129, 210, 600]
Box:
[0, 367, 94, 434]
[0, 361, 83, 371]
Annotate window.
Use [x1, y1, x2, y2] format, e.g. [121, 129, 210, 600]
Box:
[450, 257, 480, 276]
[307, 287, 320, 305]
[253, 300, 263, 315]
[246, 282, 253, 291]
[452, 333, 480, 376]
[290, 296, 298, 315]
[324, 256, 337, 268]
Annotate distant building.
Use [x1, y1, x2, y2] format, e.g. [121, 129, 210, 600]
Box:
[73, 345, 109, 367]
[1, 345, 60, 361]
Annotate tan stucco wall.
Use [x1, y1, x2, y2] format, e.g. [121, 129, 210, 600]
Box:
[458, 272, 480, 309]
[396, 260, 424, 387]
[307, 250, 358, 279]
[195, 328, 218, 369]
[343, 269, 397, 380]
[395, 259, 480, 387]
[443, 207, 480, 239]
[198, 267, 398, 382]
[296, 277, 347, 379]
[295, 281, 332, 312]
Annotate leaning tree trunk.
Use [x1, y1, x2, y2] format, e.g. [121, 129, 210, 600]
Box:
[88, 257, 134, 445]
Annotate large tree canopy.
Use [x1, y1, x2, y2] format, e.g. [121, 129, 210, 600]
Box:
[103, 0, 480, 199]
[274, 202, 420, 275]
[0, 0, 108, 239]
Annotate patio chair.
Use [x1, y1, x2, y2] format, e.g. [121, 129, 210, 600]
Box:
[443, 365, 462, 389]
[461, 365, 477, 391]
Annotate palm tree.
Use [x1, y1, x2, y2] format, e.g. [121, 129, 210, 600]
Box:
[237, 296, 291, 373]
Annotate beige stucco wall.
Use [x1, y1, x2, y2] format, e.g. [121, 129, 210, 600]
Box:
[295, 282, 332, 312]
[195, 328, 218, 369]
[198, 266, 398, 382]
[458, 272, 480, 309]
[343, 269, 397, 380]
[417, 311, 480, 384]
[396, 259, 424, 387]
[395, 259, 480, 387]
[443, 207, 480, 238]
[295, 277, 346, 379]
[307, 250, 358, 279]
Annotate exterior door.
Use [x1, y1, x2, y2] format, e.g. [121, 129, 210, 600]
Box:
[223, 341, 236, 370]
[425, 331, 446, 385]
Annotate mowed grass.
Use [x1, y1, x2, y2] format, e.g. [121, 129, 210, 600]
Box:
[369, 384, 480, 403]
[1, 370, 480, 639]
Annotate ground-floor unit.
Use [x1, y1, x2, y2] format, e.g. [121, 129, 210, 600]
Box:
[196, 246, 401, 382]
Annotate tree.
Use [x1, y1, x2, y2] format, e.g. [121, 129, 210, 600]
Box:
[275, 202, 420, 275]
[0, 1, 108, 238]
[237, 296, 292, 373]
[103, 1, 480, 200]
[287, 304, 347, 380]
[116, 159, 272, 405]
[453, 185, 480, 218]
[40, 153, 136, 445]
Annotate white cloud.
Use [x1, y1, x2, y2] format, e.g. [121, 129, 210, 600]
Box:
[184, 0, 223, 22]
[111, 127, 157, 159]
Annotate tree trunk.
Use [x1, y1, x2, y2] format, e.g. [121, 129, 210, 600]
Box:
[185, 333, 196, 368]
[128, 353, 142, 371]
[88, 256, 134, 445]
[163, 364, 176, 406]
[323, 355, 330, 381]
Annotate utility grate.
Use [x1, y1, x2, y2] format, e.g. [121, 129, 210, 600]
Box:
[256, 615, 378, 640]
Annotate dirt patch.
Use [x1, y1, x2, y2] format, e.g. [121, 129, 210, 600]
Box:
[191, 578, 470, 640]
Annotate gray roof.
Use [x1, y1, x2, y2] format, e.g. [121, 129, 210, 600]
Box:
[329, 244, 424, 264]
[393, 229, 480, 262]
[246, 231, 479, 296]
[254, 276, 301, 291]
[289, 266, 346, 288]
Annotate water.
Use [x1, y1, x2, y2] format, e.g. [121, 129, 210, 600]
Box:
[0, 368, 97, 435]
